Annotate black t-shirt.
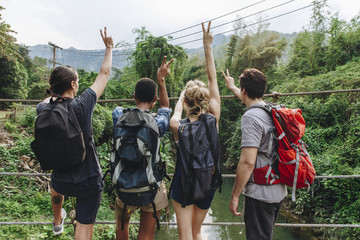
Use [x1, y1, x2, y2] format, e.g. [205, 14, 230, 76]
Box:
[36, 88, 101, 183]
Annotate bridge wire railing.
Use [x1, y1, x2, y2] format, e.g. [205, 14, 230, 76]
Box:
[0, 173, 359, 227]
[1, 89, 360, 228]
[0, 89, 359, 104]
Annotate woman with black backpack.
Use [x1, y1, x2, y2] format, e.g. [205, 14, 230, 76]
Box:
[34, 27, 113, 239]
[169, 22, 222, 240]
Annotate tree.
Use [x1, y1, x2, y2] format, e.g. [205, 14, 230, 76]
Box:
[0, 56, 28, 107]
[231, 31, 286, 74]
[77, 69, 98, 95]
[0, 6, 22, 62]
[225, 35, 239, 72]
[286, 0, 330, 77]
[181, 56, 206, 84]
[131, 31, 188, 97]
[132, 26, 151, 43]
[101, 67, 136, 101]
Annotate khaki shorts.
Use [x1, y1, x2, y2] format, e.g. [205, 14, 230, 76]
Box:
[115, 181, 168, 217]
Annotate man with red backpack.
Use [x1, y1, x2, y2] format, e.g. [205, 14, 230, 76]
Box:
[223, 68, 287, 240]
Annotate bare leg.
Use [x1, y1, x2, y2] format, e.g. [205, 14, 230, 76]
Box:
[138, 210, 160, 240]
[75, 222, 94, 240]
[172, 199, 194, 240]
[192, 206, 208, 240]
[51, 187, 64, 226]
[116, 210, 132, 240]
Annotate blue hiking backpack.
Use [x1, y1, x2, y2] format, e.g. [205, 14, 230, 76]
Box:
[173, 113, 222, 207]
[109, 108, 169, 229]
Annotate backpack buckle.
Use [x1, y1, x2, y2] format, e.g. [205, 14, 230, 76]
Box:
[149, 183, 158, 191]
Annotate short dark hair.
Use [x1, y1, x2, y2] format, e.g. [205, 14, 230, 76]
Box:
[239, 68, 267, 99]
[46, 65, 77, 95]
[135, 78, 157, 103]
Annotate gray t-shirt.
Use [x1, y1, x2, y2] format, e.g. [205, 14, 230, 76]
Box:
[241, 103, 287, 203]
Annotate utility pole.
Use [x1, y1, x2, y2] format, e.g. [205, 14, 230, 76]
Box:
[48, 42, 62, 69]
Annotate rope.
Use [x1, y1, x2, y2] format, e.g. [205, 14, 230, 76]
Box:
[1, 221, 359, 228]
[0, 89, 359, 103]
[1, 172, 359, 179]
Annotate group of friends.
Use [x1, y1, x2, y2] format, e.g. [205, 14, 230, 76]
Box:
[36, 22, 286, 240]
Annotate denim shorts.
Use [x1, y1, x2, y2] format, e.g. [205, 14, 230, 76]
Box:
[51, 176, 104, 224]
[170, 170, 215, 210]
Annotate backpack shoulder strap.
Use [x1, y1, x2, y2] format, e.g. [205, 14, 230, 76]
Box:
[142, 110, 160, 136]
[181, 122, 193, 207]
[116, 108, 160, 136]
[245, 103, 272, 115]
[201, 114, 216, 158]
[201, 114, 222, 191]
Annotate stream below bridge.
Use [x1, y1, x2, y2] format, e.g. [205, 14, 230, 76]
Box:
[154, 178, 317, 240]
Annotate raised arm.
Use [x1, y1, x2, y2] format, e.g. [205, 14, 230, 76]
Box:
[90, 27, 113, 100]
[202, 22, 220, 125]
[157, 56, 174, 108]
[170, 90, 185, 141]
[222, 69, 242, 99]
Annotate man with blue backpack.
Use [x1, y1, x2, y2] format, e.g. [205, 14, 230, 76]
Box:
[111, 56, 174, 240]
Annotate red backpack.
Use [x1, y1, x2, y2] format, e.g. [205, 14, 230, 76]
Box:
[249, 104, 316, 201]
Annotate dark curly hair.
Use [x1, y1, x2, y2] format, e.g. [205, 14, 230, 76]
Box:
[135, 78, 157, 103]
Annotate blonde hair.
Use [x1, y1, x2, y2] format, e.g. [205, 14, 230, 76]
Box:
[184, 80, 210, 117]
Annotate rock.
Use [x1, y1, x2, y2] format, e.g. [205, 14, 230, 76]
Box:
[28, 160, 36, 167]
[69, 210, 76, 219]
[20, 162, 31, 171]
[20, 155, 31, 163]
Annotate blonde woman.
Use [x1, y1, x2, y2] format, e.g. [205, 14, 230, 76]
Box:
[169, 22, 221, 240]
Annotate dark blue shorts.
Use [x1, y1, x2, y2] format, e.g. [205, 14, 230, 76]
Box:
[51, 176, 104, 224]
[170, 170, 215, 210]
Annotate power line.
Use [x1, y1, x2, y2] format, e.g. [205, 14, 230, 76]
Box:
[175, 3, 313, 46]
[167, 0, 296, 43]
[66, 0, 298, 57]
[160, 0, 267, 37]
[61, 48, 131, 57]
[48, 1, 308, 57]
[112, 0, 299, 53]
[117, 0, 268, 49]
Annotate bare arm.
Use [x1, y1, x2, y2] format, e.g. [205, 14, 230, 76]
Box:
[222, 69, 242, 99]
[170, 90, 185, 141]
[202, 22, 220, 126]
[90, 27, 113, 100]
[157, 56, 175, 108]
[229, 147, 257, 216]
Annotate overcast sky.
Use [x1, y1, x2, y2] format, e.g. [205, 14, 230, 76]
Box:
[2, 0, 359, 50]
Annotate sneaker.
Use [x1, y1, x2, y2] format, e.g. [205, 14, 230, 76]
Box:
[53, 208, 66, 235]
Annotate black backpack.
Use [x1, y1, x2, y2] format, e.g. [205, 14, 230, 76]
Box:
[174, 113, 222, 207]
[109, 108, 169, 230]
[31, 96, 86, 171]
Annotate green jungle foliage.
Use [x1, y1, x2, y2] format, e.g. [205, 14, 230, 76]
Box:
[0, 6, 23, 62]
[1, 1, 360, 239]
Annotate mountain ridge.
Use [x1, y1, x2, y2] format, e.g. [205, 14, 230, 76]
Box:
[28, 34, 230, 71]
